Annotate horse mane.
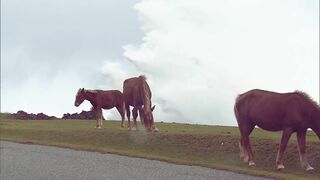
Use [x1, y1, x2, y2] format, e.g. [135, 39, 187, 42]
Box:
[294, 90, 320, 109]
[138, 75, 152, 109]
[138, 75, 147, 81]
[84, 89, 98, 94]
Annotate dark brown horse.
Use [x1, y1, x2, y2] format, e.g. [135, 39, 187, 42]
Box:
[74, 88, 126, 128]
[234, 89, 320, 171]
[123, 75, 158, 132]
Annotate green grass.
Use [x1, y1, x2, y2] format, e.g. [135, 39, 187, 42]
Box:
[0, 119, 319, 180]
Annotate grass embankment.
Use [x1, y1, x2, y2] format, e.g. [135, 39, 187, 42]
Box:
[0, 119, 319, 180]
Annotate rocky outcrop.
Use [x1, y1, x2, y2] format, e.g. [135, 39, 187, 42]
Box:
[1, 110, 104, 120]
[15, 110, 57, 120]
[62, 110, 104, 120]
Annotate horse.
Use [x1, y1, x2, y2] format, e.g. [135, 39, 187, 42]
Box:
[123, 75, 158, 132]
[234, 89, 320, 171]
[74, 88, 126, 129]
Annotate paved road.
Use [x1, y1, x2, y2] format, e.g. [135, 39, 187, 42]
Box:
[0, 141, 272, 180]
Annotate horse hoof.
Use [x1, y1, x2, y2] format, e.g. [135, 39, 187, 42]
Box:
[152, 128, 159, 132]
[132, 127, 137, 131]
[249, 161, 256, 166]
[306, 166, 314, 172]
[277, 164, 285, 170]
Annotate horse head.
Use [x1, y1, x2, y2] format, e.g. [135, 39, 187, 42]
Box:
[74, 88, 85, 107]
[141, 105, 156, 130]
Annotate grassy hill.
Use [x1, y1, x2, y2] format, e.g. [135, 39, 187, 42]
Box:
[0, 118, 319, 180]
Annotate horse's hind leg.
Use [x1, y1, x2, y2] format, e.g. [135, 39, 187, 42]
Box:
[238, 141, 246, 159]
[296, 129, 314, 171]
[239, 123, 255, 166]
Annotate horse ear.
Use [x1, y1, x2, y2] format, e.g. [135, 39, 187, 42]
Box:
[151, 105, 156, 111]
[81, 88, 85, 93]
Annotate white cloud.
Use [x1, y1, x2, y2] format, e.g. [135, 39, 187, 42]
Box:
[103, 0, 319, 125]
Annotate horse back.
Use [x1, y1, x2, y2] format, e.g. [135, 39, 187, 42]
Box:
[123, 76, 151, 106]
[96, 90, 124, 109]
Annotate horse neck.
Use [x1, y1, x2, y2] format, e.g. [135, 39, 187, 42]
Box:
[140, 80, 152, 112]
[83, 90, 96, 104]
[310, 107, 320, 139]
[315, 112, 320, 139]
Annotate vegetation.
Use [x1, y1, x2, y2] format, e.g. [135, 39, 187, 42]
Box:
[0, 118, 319, 180]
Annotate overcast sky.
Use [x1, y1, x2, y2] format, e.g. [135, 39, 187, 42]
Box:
[1, 0, 319, 126]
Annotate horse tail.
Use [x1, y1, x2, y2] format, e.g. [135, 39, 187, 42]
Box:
[91, 106, 96, 112]
[234, 94, 241, 121]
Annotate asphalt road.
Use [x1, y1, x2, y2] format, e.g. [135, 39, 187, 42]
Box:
[0, 141, 272, 180]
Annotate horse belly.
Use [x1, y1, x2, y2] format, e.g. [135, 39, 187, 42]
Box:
[250, 107, 285, 131]
[102, 105, 115, 110]
[253, 117, 284, 131]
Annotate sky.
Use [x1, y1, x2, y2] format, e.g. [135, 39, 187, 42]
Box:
[1, 0, 319, 126]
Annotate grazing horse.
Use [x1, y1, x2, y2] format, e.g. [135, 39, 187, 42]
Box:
[74, 88, 126, 129]
[123, 75, 158, 132]
[234, 89, 320, 171]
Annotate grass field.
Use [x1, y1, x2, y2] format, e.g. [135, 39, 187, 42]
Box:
[0, 119, 319, 180]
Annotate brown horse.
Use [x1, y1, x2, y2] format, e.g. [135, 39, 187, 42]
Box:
[74, 88, 126, 128]
[123, 75, 158, 132]
[234, 89, 320, 171]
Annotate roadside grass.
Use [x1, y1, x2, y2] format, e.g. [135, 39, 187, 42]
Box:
[0, 119, 319, 180]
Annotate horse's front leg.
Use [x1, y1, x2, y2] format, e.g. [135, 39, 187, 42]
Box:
[297, 130, 314, 171]
[132, 107, 138, 130]
[276, 128, 293, 170]
[95, 107, 102, 129]
[138, 107, 144, 126]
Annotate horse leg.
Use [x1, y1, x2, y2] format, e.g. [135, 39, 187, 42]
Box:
[240, 123, 255, 166]
[116, 104, 125, 129]
[239, 135, 248, 162]
[125, 104, 131, 130]
[276, 128, 293, 170]
[132, 107, 138, 131]
[138, 107, 144, 126]
[297, 129, 314, 171]
[246, 132, 255, 166]
[95, 108, 102, 128]
[239, 141, 245, 159]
